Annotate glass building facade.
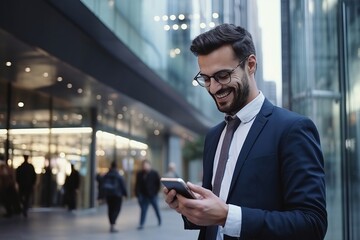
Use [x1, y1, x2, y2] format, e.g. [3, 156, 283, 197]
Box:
[0, 0, 250, 209]
[281, 0, 360, 239]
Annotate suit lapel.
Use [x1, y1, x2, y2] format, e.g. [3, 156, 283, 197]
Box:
[203, 122, 226, 189]
[228, 99, 273, 196]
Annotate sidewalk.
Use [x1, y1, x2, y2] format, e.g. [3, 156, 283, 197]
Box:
[0, 198, 199, 240]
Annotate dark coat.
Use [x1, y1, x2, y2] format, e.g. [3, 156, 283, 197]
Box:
[135, 169, 161, 198]
[186, 99, 327, 240]
[102, 169, 128, 198]
[16, 162, 36, 193]
[64, 169, 80, 192]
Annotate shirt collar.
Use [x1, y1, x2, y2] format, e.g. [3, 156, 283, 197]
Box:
[231, 91, 265, 124]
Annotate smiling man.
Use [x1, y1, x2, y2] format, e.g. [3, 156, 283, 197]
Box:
[163, 24, 327, 240]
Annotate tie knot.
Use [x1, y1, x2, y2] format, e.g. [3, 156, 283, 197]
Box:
[225, 115, 240, 129]
[225, 115, 235, 122]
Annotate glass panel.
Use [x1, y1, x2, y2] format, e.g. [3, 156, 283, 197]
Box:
[81, 0, 223, 122]
[345, 1, 360, 239]
[95, 129, 149, 199]
[0, 80, 7, 158]
[7, 85, 52, 207]
[289, 1, 342, 239]
[51, 97, 92, 209]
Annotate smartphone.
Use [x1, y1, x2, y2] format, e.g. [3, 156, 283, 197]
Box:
[161, 177, 196, 199]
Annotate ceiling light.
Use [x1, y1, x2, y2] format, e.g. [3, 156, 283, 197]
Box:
[96, 95, 102, 100]
[172, 24, 179, 30]
[200, 23, 206, 29]
[170, 15, 176, 20]
[67, 83, 72, 89]
[154, 16, 160, 21]
[43, 72, 49, 77]
[25, 67, 31, 72]
[212, 12, 219, 19]
[178, 14, 185, 20]
[18, 102, 24, 108]
[209, 22, 215, 28]
[164, 25, 170, 31]
[162, 15, 168, 21]
[181, 24, 188, 30]
[57, 77, 63, 82]
[5, 61, 12, 67]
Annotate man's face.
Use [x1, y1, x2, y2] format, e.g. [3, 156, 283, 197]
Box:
[198, 45, 249, 115]
[142, 161, 151, 172]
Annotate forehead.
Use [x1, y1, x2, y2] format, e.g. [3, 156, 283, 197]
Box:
[198, 45, 237, 74]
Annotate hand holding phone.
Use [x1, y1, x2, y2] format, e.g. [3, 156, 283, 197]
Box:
[161, 177, 196, 199]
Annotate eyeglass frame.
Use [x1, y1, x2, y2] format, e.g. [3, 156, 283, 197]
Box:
[193, 56, 249, 87]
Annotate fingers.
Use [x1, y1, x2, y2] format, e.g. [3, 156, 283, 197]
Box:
[163, 187, 180, 211]
[187, 182, 212, 198]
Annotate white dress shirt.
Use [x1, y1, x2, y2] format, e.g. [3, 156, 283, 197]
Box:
[212, 92, 265, 240]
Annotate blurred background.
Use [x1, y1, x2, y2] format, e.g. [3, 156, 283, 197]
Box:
[0, 0, 359, 239]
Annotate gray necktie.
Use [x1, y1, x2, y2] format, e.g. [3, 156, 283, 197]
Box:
[212, 116, 241, 196]
[206, 116, 240, 240]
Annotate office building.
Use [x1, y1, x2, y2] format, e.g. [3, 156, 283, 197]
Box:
[0, 0, 251, 209]
[281, 0, 360, 239]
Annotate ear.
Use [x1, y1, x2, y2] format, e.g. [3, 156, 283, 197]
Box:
[247, 54, 257, 75]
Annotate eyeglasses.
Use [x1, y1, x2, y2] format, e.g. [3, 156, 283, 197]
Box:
[193, 57, 248, 87]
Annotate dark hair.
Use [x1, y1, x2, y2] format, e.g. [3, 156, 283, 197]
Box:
[111, 161, 117, 169]
[190, 24, 256, 68]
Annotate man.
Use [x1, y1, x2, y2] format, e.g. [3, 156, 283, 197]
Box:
[164, 24, 327, 240]
[102, 161, 127, 233]
[16, 154, 37, 217]
[164, 162, 179, 178]
[135, 159, 162, 229]
[63, 164, 80, 211]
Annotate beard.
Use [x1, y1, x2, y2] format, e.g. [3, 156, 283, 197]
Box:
[211, 75, 250, 115]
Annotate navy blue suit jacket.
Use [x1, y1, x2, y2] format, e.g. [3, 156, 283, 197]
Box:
[186, 99, 327, 240]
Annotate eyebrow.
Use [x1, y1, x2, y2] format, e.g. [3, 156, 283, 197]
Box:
[199, 68, 234, 76]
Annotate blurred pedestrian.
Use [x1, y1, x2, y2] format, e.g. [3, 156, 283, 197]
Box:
[16, 154, 36, 217]
[164, 162, 179, 178]
[40, 164, 56, 207]
[96, 172, 105, 203]
[0, 156, 20, 218]
[63, 164, 80, 211]
[102, 161, 127, 233]
[135, 159, 161, 230]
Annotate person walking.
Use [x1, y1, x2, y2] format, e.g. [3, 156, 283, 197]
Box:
[164, 23, 327, 240]
[102, 161, 127, 233]
[164, 162, 179, 178]
[63, 164, 80, 211]
[135, 159, 161, 230]
[0, 158, 20, 218]
[16, 154, 37, 217]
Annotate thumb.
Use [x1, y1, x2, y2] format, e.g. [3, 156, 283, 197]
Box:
[187, 182, 213, 198]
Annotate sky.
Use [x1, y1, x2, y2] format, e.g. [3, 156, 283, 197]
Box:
[257, 0, 282, 104]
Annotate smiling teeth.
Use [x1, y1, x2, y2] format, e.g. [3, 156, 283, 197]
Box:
[216, 90, 231, 99]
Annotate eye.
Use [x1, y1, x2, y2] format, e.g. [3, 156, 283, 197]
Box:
[215, 71, 230, 80]
[199, 75, 210, 82]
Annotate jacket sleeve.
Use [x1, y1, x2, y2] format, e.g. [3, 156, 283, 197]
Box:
[241, 118, 327, 240]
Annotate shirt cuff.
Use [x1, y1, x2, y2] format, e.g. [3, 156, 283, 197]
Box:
[220, 204, 242, 237]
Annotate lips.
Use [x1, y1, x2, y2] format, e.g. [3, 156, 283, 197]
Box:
[215, 89, 232, 99]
